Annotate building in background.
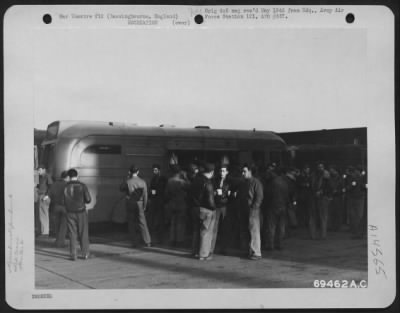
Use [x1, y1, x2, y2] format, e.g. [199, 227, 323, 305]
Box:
[279, 127, 367, 170]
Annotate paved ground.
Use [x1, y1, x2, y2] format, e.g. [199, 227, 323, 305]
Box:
[35, 228, 367, 289]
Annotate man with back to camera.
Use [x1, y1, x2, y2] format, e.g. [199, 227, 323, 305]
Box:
[63, 168, 91, 261]
[36, 164, 53, 237]
[147, 164, 167, 243]
[265, 166, 290, 250]
[191, 162, 216, 261]
[238, 164, 264, 260]
[48, 170, 69, 247]
[120, 165, 152, 248]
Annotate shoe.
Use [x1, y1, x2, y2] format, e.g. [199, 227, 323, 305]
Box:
[70, 255, 77, 261]
[81, 253, 91, 260]
[145, 243, 152, 248]
[199, 255, 213, 261]
[249, 255, 262, 260]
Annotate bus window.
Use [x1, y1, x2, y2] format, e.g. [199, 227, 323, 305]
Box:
[80, 144, 122, 168]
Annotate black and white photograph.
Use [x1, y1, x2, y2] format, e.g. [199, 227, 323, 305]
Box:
[4, 4, 396, 309]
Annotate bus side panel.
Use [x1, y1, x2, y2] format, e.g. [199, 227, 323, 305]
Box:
[70, 136, 126, 223]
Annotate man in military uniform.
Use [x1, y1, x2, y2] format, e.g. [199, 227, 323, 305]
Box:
[37, 164, 53, 237]
[63, 168, 92, 260]
[48, 170, 69, 247]
[210, 164, 232, 255]
[346, 166, 367, 239]
[120, 165, 151, 248]
[164, 165, 189, 247]
[238, 164, 264, 260]
[296, 164, 312, 229]
[328, 165, 344, 232]
[265, 167, 290, 250]
[191, 163, 216, 261]
[310, 162, 332, 240]
[147, 164, 167, 243]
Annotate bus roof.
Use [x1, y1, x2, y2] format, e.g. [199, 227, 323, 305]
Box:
[43, 120, 286, 145]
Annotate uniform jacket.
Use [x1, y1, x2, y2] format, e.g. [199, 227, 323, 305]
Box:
[63, 180, 91, 213]
[311, 171, 332, 198]
[330, 173, 344, 197]
[268, 175, 290, 212]
[164, 176, 189, 213]
[345, 172, 366, 198]
[149, 174, 167, 199]
[213, 176, 232, 208]
[190, 174, 216, 211]
[121, 175, 148, 208]
[48, 179, 67, 206]
[37, 173, 53, 196]
[238, 176, 264, 211]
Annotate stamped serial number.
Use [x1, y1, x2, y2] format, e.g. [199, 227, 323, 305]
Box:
[313, 280, 367, 288]
[32, 293, 52, 299]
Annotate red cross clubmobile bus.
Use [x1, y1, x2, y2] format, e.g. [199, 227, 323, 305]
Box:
[39, 120, 287, 223]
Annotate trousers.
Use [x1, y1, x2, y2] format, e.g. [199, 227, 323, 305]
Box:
[328, 196, 343, 231]
[170, 210, 186, 244]
[309, 196, 330, 239]
[66, 210, 89, 258]
[348, 195, 366, 236]
[53, 204, 68, 247]
[266, 208, 286, 249]
[39, 195, 50, 235]
[210, 206, 228, 254]
[192, 207, 216, 258]
[239, 206, 261, 257]
[126, 200, 151, 245]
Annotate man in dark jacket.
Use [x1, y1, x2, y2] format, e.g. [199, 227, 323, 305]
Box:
[328, 165, 344, 232]
[265, 168, 291, 250]
[346, 166, 367, 238]
[210, 164, 232, 255]
[191, 163, 216, 261]
[147, 164, 167, 243]
[310, 162, 332, 240]
[238, 164, 264, 260]
[63, 168, 91, 261]
[48, 170, 69, 247]
[296, 165, 313, 228]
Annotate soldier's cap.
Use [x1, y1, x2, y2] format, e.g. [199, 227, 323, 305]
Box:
[204, 162, 215, 173]
[38, 164, 46, 169]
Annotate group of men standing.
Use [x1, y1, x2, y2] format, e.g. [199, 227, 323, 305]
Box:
[121, 160, 367, 261]
[35, 159, 367, 263]
[35, 165, 92, 261]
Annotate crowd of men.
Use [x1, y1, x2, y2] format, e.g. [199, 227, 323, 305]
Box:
[119, 161, 367, 261]
[35, 160, 367, 262]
